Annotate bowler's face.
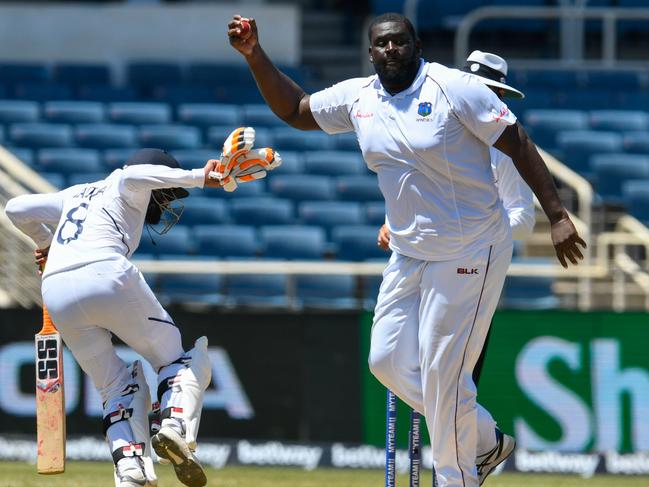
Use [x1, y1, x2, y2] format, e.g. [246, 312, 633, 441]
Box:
[369, 21, 420, 90]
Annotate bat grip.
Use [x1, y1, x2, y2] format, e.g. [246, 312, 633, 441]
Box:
[39, 258, 58, 334]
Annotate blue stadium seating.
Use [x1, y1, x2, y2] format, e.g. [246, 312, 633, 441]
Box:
[298, 201, 364, 235]
[590, 154, 649, 202]
[77, 85, 137, 102]
[10, 123, 73, 148]
[556, 130, 623, 174]
[187, 62, 256, 88]
[336, 175, 382, 202]
[108, 102, 171, 125]
[13, 83, 73, 101]
[589, 110, 649, 132]
[500, 258, 560, 310]
[103, 148, 136, 170]
[241, 104, 285, 128]
[0, 63, 48, 83]
[0, 100, 39, 123]
[43, 101, 105, 124]
[622, 180, 649, 224]
[230, 198, 294, 226]
[303, 151, 367, 176]
[193, 225, 258, 258]
[295, 274, 357, 309]
[67, 172, 109, 186]
[272, 127, 333, 151]
[177, 103, 240, 129]
[269, 175, 335, 201]
[275, 151, 303, 174]
[362, 272, 384, 310]
[524, 110, 589, 149]
[207, 125, 274, 151]
[41, 172, 66, 189]
[211, 179, 267, 199]
[75, 124, 137, 148]
[0, 125, 4, 144]
[138, 125, 201, 150]
[152, 84, 220, 105]
[365, 201, 386, 225]
[622, 131, 649, 154]
[586, 71, 641, 90]
[330, 132, 359, 151]
[260, 225, 326, 260]
[180, 197, 228, 226]
[332, 225, 388, 261]
[127, 62, 183, 88]
[224, 274, 289, 308]
[7, 147, 34, 166]
[158, 272, 225, 306]
[52, 63, 111, 86]
[37, 148, 103, 175]
[137, 225, 192, 256]
[171, 149, 216, 169]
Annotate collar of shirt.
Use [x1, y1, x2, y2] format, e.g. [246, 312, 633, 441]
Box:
[377, 58, 427, 100]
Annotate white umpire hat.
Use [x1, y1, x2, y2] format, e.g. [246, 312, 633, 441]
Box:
[462, 50, 525, 99]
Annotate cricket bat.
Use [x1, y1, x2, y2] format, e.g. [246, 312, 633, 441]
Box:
[35, 302, 66, 474]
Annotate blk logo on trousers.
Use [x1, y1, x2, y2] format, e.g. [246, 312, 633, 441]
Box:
[457, 268, 479, 275]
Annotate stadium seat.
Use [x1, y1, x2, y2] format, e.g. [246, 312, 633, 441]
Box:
[41, 172, 66, 189]
[500, 258, 559, 310]
[330, 132, 360, 151]
[77, 85, 137, 102]
[275, 151, 303, 174]
[52, 63, 111, 86]
[590, 153, 649, 202]
[193, 224, 258, 257]
[7, 147, 34, 166]
[151, 84, 218, 105]
[43, 101, 105, 124]
[0, 100, 39, 124]
[589, 110, 649, 132]
[269, 175, 335, 201]
[556, 130, 623, 174]
[67, 172, 109, 186]
[241, 104, 285, 128]
[37, 148, 103, 175]
[622, 131, 649, 154]
[230, 197, 294, 226]
[158, 271, 225, 306]
[260, 225, 326, 260]
[103, 148, 136, 171]
[524, 109, 589, 149]
[303, 151, 366, 176]
[13, 83, 73, 101]
[336, 175, 382, 202]
[272, 126, 333, 151]
[298, 201, 364, 235]
[9, 123, 73, 148]
[586, 70, 641, 90]
[622, 180, 649, 224]
[187, 62, 256, 88]
[137, 225, 192, 256]
[224, 274, 289, 308]
[177, 103, 240, 129]
[207, 125, 274, 151]
[180, 197, 229, 226]
[171, 149, 216, 169]
[127, 62, 183, 88]
[137, 125, 201, 150]
[107, 102, 171, 125]
[365, 201, 386, 225]
[332, 225, 388, 261]
[295, 274, 358, 309]
[75, 124, 137, 149]
[0, 63, 48, 83]
[0, 125, 4, 144]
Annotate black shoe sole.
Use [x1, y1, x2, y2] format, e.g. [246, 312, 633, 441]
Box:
[152, 431, 207, 487]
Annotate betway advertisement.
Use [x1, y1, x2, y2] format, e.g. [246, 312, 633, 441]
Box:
[361, 310, 649, 454]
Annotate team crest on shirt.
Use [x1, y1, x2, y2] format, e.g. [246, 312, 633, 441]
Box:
[417, 102, 432, 117]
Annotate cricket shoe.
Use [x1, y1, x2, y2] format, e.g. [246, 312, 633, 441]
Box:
[116, 462, 148, 487]
[476, 429, 515, 485]
[152, 426, 207, 487]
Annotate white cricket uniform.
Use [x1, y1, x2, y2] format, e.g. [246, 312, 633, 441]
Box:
[310, 60, 517, 487]
[5, 164, 205, 401]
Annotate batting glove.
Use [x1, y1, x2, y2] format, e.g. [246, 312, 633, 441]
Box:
[217, 148, 282, 192]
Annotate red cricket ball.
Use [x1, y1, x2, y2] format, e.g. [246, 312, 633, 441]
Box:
[239, 20, 251, 40]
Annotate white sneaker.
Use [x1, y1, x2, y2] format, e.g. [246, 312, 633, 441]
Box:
[476, 429, 515, 485]
[152, 426, 207, 487]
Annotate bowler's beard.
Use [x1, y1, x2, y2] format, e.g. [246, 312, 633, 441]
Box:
[374, 54, 420, 91]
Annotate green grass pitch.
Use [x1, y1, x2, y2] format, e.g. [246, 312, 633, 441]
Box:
[1, 461, 649, 486]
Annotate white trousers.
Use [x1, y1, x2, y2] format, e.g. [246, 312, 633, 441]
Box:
[42, 256, 183, 403]
[369, 238, 512, 487]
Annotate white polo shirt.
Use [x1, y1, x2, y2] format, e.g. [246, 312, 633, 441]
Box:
[310, 60, 516, 261]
